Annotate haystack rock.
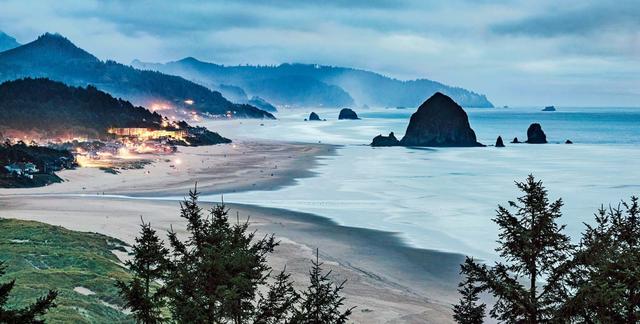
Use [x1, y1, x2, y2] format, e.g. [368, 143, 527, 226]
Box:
[495, 136, 505, 147]
[308, 112, 321, 121]
[338, 108, 359, 120]
[512, 137, 520, 143]
[526, 123, 547, 144]
[399, 92, 483, 147]
[371, 132, 401, 147]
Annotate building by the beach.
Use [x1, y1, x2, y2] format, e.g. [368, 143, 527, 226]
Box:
[4, 162, 38, 178]
[107, 127, 187, 140]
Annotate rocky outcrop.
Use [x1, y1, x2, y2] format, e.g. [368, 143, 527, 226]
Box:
[565, 139, 573, 144]
[338, 108, 359, 120]
[371, 132, 401, 147]
[308, 112, 321, 121]
[512, 137, 520, 144]
[542, 106, 556, 112]
[398, 92, 483, 147]
[495, 136, 505, 147]
[526, 123, 547, 144]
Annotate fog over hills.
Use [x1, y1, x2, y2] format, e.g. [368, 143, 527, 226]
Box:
[133, 57, 494, 109]
[0, 32, 20, 52]
[0, 30, 492, 111]
[0, 33, 274, 119]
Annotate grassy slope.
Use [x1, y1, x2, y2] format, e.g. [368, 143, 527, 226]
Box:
[0, 218, 133, 323]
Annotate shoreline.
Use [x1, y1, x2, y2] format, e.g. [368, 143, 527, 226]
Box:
[0, 140, 337, 197]
[0, 139, 463, 322]
[0, 195, 461, 323]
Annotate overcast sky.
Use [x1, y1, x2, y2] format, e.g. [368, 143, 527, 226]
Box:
[1, 0, 638, 106]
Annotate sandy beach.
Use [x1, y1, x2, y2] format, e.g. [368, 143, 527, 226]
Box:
[0, 140, 333, 197]
[0, 140, 462, 323]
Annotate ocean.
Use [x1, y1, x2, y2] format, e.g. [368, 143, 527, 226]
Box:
[202, 107, 640, 260]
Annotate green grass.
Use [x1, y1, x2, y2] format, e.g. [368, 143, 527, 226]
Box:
[0, 218, 134, 323]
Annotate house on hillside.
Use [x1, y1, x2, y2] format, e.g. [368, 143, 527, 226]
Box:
[4, 162, 39, 178]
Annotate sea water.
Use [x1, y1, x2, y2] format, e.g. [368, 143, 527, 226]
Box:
[202, 107, 640, 260]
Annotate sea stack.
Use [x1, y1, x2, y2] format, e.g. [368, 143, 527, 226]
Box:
[526, 123, 547, 144]
[399, 92, 483, 147]
[512, 137, 520, 143]
[308, 112, 321, 121]
[371, 132, 401, 147]
[565, 139, 573, 144]
[338, 108, 359, 120]
[495, 136, 505, 147]
[542, 106, 556, 112]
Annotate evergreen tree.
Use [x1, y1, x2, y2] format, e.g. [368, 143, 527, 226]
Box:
[560, 196, 640, 322]
[116, 219, 169, 324]
[453, 258, 485, 324]
[462, 175, 573, 322]
[0, 261, 57, 323]
[292, 249, 353, 324]
[254, 267, 300, 324]
[165, 188, 277, 323]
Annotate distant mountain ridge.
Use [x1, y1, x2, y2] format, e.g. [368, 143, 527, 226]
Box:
[0, 33, 274, 119]
[0, 32, 20, 52]
[132, 57, 494, 108]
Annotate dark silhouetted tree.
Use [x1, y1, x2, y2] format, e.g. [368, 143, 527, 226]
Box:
[0, 261, 57, 323]
[560, 196, 640, 322]
[292, 249, 353, 324]
[116, 219, 169, 324]
[462, 175, 573, 322]
[118, 186, 354, 323]
[164, 188, 277, 323]
[453, 258, 486, 324]
[254, 267, 300, 324]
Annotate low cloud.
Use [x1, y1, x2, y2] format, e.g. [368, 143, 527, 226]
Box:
[492, 1, 640, 38]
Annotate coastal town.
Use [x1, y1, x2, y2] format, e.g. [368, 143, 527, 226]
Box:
[0, 122, 202, 186]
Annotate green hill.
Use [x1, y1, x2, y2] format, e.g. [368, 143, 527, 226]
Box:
[0, 218, 134, 323]
[0, 78, 230, 145]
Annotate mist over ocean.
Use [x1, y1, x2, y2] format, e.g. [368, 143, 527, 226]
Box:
[203, 107, 640, 260]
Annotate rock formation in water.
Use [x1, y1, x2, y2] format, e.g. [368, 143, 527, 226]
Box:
[398, 92, 483, 147]
[338, 108, 359, 120]
[308, 112, 321, 121]
[565, 139, 573, 144]
[526, 123, 547, 144]
[371, 132, 401, 147]
[495, 136, 505, 147]
[512, 137, 520, 143]
[542, 106, 556, 112]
